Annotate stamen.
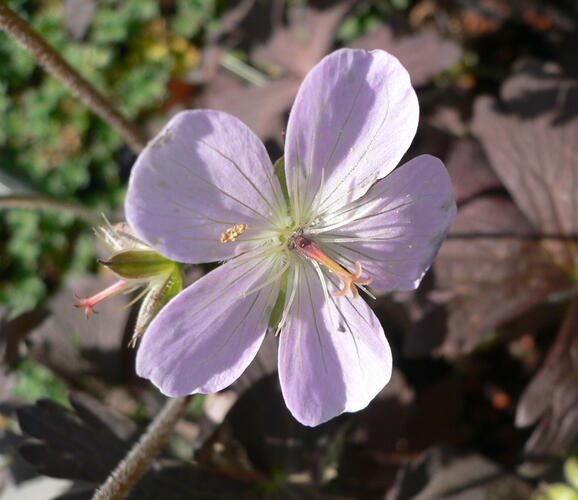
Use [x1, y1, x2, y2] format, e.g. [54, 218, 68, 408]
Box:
[74, 279, 129, 318]
[241, 257, 290, 298]
[220, 223, 248, 243]
[305, 167, 325, 224]
[118, 284, 152, 311]
[292, 235, 371, 299]
[292, 170, 302, 226]
[276, 258, 300, 335]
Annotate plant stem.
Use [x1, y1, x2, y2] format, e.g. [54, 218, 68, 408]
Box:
[0, 195, 100, 223]
[93, 396, 191, 500]
[0, 1, 147, 154]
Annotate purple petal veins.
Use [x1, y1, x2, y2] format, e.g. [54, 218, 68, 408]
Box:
[126, 48, 456, 426]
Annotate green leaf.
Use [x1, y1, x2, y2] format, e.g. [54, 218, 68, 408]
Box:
[565, 456, 578, 491]
[273, 156, 289, 207]
[544, 484, 578, 500]
[14, 358, 69, 405]
[268, 269, 288, 329]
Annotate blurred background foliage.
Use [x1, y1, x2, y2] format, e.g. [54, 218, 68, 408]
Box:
[0, 0, 214, 315]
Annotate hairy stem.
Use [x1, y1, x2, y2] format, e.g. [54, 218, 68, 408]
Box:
[93, 396, 191, 500]
[0, 195, 100, 223]
[0, 1, 147, 153]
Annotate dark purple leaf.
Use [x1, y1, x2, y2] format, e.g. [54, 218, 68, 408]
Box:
[0, 307, 49, 367]
[0, 426, 38, 488]
[64, 0, 99, 40]
[27, 275, 132, 389]
[201, 76, 299, 145]
[473, 62, 578, 271]
[444, 138, 502, 204]
[18, 392, 137, 482]
[388, 446, 533, 500]
[351, 27, 463, 87]
[198, 373, 342, 479]
[251, 1, 353, 79]
[517, 298, 578, 467]
[18, 392, 252, 498]
[195, 333, 279, 446]
[433, 196, 569, 357]
[471, 62, 578, 462]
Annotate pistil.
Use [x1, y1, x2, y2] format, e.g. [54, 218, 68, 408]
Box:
[74, 279, 129, 318]
[292, 234, 371, 298]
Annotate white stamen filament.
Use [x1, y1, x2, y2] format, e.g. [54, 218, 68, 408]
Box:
[306, 201, 377, 234]
[227, 245, 284, 270]
[292, 169, 303, 227]
[118, 284, 153, 311]
[316, 233, 402, 244]
[304, 166, 325, 224]
[276, 259, 300, 335]
[241, 255, 290, 298]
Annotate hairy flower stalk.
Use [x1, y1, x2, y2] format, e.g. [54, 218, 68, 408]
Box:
[125, 49, 456, 426]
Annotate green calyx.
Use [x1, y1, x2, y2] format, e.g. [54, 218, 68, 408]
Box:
[131, 265, 184, 347]
[100, 250, 176, 280]
[273, 156, 290, 207]
[268, 268, 288, 330]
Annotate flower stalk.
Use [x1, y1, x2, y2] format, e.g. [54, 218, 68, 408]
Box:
[0, 195, 100, 224]
[92, 396, 191, 500]
[0, 1, 147, 154]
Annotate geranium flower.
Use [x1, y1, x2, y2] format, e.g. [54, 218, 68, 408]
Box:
[125, 49, 456, 426]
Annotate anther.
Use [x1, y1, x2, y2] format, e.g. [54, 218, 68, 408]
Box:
[220, 223, 248, 243]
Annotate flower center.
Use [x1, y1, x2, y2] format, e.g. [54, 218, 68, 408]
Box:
[290, 233, 371, 298]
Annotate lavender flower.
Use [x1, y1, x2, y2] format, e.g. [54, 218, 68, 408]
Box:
[125, 49, 456, 426]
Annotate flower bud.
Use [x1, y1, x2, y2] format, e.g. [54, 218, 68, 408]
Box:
[99, 250, 175, 280]
[75, 221, 184, 347]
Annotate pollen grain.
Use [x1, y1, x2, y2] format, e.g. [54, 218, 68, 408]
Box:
[220, 223, 248, 243]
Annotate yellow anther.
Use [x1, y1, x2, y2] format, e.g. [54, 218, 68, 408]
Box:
[220, 223, 248, 243]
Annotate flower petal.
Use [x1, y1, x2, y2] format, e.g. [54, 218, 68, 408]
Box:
[284, 48, 418, 221]
[278, 262, 392, 426]
[136, 250, 283, 396]
[317, 155, 456, 292]
[126, 110, 285, 263]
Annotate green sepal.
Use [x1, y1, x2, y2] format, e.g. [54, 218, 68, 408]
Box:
[100, 250, 175, 279]
[130, 264, 184, 347]
[268, 269, 288, 330]
[273, 156, 290, 207]
[542, 483, 578, 500]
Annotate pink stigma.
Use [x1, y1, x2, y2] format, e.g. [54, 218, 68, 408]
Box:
[74, 279, 128, 318]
